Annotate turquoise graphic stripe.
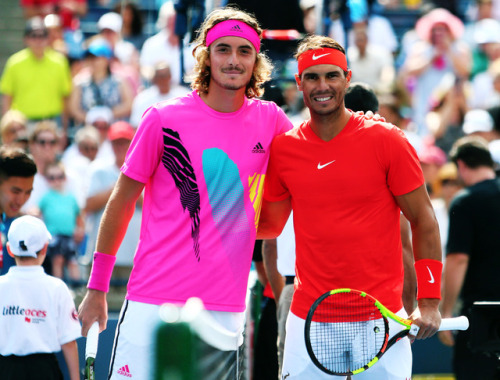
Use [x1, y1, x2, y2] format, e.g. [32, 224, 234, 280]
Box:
[203, 148, 250, 234]
[203, 149, 251, 271]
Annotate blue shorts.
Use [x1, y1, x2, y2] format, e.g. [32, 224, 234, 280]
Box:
[47, 235, 77, 261]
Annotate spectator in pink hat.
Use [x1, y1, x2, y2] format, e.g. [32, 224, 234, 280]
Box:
[419, 143, 448, 198]
[401, 8, 471, 138]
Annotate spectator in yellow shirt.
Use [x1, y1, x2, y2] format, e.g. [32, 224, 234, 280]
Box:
[0, 17, 72, 131]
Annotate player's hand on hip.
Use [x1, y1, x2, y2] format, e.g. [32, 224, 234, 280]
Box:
[78, 289, 109, 337]
[409, 298, 441, 340]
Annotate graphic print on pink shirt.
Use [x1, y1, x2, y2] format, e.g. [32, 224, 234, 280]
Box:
[162, 127, 201, 260]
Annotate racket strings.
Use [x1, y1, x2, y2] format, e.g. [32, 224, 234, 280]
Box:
[309, 292, 387, 374]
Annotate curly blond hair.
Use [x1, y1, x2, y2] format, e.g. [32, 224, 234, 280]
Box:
[188, 7, 273, 98]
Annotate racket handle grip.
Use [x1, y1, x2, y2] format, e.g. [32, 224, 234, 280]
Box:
[409, 316, 469, 335]
[439, 316, 469, 331]
[86, 322, 100, 359]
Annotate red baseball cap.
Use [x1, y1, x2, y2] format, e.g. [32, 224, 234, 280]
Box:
[108, 121, 135, 141]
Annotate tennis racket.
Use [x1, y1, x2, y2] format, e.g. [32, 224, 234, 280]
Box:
[304, 288, 469, 376]
[84, 322, 100, 380]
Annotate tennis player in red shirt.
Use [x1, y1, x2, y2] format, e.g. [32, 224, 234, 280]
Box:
[258, 35, 443, 380]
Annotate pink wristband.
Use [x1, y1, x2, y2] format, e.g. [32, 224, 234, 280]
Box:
[415, 259, 443, 300]
[87, 252, 116, 293]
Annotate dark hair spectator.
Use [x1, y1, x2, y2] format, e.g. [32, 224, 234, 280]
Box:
[0, 146, 37, 182]
[450, 135, 495, 168]
[113, 2, 146, 50]
[345, 82, 379, 112]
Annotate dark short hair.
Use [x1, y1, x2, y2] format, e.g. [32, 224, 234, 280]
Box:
[449, 136, 494, 169]
[0, 146, 37, 183]
[345, 82, 379, 113]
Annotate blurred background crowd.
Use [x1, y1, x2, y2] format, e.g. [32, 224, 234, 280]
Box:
[2, 0, 500, 378]
[1, 0, 500, 316]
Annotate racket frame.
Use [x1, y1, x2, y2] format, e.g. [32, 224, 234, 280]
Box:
[85, 357, 96, 380]
[84, 321, 99, 380]
[304, 288, 413, 376]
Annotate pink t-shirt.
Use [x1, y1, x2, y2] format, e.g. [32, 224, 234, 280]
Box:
[122, 91, 291, 311]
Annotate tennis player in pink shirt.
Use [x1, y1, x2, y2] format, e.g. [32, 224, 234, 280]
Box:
[78, 7, 292, 379]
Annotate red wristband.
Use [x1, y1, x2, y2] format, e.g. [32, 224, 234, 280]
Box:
[415, 259, 443, 300]
[87, 252, 116, 293]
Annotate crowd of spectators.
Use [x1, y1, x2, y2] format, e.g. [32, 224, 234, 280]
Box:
[1, 0, 500, 378]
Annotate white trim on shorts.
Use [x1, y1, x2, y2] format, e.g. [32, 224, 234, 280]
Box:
[108, 300, 246, 380]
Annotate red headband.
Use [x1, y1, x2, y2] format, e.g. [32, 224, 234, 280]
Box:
[297, 48, 348, 75]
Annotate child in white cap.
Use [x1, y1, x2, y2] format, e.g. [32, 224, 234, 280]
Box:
[0, 215, 81, 380]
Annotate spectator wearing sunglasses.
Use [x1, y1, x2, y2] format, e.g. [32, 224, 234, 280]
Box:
[0, 17, 72, 131]
[23, 122, 83, 229]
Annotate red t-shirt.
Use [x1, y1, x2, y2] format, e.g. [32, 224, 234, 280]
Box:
[264, 113, 424, 319]
[20, 0, 86, 29]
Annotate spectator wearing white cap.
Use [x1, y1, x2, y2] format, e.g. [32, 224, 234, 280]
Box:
[97, 12, 138, 67]
[0, 215, 81, 380]
[96, 12, 141, 95]
[463, 0, 500, 54]
[463, 109, 500, 171]
[469, 57, 500, 109]
[470, 18, 500, 77]
[462, 108, 499, 142]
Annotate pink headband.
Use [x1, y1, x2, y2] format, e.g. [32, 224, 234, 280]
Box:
[206, 20, 261, 53]
[298, 48, 348, 76]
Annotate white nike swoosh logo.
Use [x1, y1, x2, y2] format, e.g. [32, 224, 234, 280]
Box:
[426, 266, 435, 284]
[317, 160, 336, 169]
[312, 53, 330, 61]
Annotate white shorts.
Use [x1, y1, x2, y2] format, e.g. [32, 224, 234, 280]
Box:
[108, 300, 245, 380]
[281, 309, 412, 380]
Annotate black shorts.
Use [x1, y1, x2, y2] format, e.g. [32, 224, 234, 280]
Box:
[0, 353, 63, 380]
[47, 235, 77, 261]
